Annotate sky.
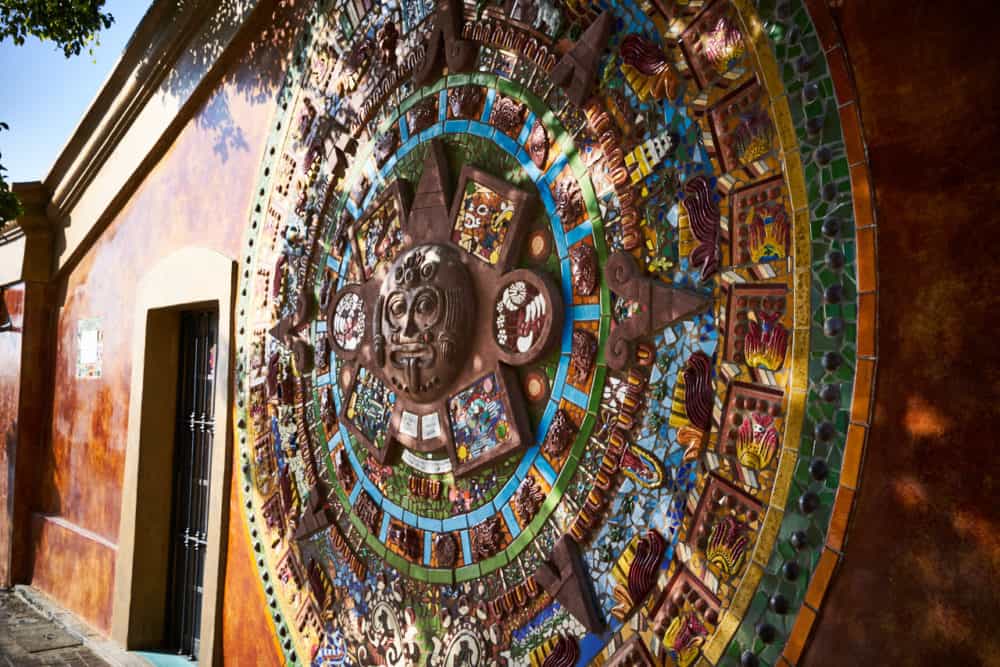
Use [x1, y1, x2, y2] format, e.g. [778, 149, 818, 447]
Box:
[0, 1, 152, 183]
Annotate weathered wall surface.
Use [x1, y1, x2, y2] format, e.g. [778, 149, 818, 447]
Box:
[807, 2, 1000, 665]
[18, 0, 1000, 663]
[29, 3, 303, 656]
[0, 285, 24, 588]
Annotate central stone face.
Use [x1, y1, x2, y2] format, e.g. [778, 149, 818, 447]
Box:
[376, 243, 475, 403]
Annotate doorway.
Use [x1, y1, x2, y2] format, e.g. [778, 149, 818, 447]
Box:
[165, 310, 218, 659]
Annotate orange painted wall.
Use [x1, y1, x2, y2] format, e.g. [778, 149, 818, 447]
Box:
[805, 2, 1000, 664]
[0, 285, 24, 588]
[24, 0, 1000, 663]
[29, 2, 304, 659]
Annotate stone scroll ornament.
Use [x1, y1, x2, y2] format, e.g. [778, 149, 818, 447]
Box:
[604, 250, 712, 371]
[233, 0, 853, 662]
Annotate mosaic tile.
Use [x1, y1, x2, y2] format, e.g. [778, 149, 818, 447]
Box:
[230, 0, 876, 663]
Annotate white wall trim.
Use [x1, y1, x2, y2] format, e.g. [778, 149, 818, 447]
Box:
[112, 246, 236, 666]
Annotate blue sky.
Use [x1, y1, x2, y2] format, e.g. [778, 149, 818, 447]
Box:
[0, 1, 151, 183]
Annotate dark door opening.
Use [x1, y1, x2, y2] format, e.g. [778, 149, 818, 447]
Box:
[166, 310, 218, 659]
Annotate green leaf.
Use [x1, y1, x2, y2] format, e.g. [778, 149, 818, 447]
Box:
[0, 1, 115, 58]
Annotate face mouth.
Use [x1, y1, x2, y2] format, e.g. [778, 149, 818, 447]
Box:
[389, 343, 438, 397]
[389, 342, 434, 363]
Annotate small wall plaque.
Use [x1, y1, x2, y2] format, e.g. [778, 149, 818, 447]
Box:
[76, 318, 103, 379]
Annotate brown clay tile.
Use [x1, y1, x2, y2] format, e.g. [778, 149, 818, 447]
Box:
[783, 603, 817, 664]
[804, 0, 839, 52]
[841, 424, 866, 490]
[839, 102, 866, 166]
[855, 224, 877, 293]
[856, 292, 877, 358]
[825, 486, 855, 552]
[850, 358, 876, 424]
[805, 548, 840, 609]
[826, 46, 855, 106]
[850, 162, 875, 230]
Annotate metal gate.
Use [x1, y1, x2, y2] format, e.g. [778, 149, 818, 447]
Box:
[166, 310, 218, 659]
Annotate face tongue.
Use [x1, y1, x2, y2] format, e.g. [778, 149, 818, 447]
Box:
[406, 356, 420, 393]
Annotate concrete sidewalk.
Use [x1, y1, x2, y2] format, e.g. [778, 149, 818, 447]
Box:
[0, 587, 149, 667]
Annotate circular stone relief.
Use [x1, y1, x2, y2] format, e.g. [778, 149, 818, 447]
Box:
[492, 268, 562, 364]
[232, 0, 875, 663]
[331, 290, 366, 351]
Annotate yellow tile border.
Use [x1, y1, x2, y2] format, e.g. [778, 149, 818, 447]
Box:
[691, 1, 882, 663]
[702, 563, 765, 662]
[695, 2, 814, 661]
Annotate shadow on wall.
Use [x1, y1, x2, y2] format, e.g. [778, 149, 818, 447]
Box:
[807, 1, 1000, 664]
[145, 0, 306, 162]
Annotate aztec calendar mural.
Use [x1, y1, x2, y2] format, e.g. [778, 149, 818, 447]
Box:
[235, 0, 869, 664]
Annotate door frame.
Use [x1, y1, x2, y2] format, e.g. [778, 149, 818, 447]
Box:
[111, 247, 235, 667]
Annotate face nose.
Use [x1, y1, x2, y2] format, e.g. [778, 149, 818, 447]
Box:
[403, 300, 419, 338]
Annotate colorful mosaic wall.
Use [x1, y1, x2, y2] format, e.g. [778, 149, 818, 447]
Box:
[233, 0, 877, 664]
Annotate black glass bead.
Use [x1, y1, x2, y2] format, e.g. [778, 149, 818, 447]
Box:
[756, 622, 777, 644]
[791, 530, 809, 550]
[807, 116, 824, 135]
[810, 458, 830, 480]
[821, 383, 841, 403]
[826, 250, 845, 269]
[824, 317, 844, 337]
[814, 421, 835, 441]
[825, 284, 844, 304]
[822, 217, 840, 237]
[783, 561, 801, 581]
[741, 650, 760, 667]
[822, 351, 842, 371]
[799, 491, 820, 514]
[770, 593, 790, 614]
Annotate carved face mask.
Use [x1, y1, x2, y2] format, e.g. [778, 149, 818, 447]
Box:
[375, 244, 475, 402]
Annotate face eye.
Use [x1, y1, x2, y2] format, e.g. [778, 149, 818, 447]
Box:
[388, 295, 406, 319]
[477, 204, 489, 217]
[416, 294, 437, 315]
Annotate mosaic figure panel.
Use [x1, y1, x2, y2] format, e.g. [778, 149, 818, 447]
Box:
[448, 373, 512, 464]
[453, 180, 515, 265]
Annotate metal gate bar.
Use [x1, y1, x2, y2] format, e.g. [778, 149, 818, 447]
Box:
[166, 310, 217, 660]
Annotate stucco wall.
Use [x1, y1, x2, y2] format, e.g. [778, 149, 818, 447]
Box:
[29, 3, 305, 660]
[0, 285, 24, 589]
[806, 3, 1000, 665]
[17, 0, 1000, 664]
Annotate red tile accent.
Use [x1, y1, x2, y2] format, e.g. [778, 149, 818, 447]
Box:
[850, 358, 876, 425]
[855, 224, 877, 293]
[839, 102, 866, 166]
[825, 486, 855, 552]
[841, 424, 866, 490]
